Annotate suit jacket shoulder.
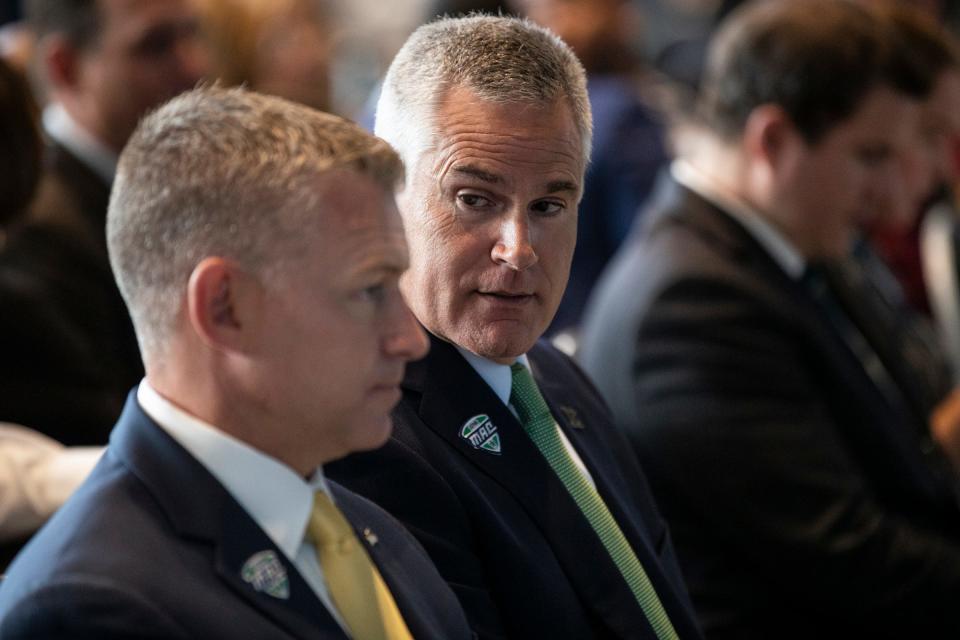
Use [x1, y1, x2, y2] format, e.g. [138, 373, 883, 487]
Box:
[328, 336, 702, 640]
[579, 178, 960, 638]
[0, 394, 470, 640]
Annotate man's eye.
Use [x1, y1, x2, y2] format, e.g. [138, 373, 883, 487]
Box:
[531, 200, 564, 216]
[359, 284, 385, 302]
[856, 146, 890, 167]
[458, 193, 494, 209]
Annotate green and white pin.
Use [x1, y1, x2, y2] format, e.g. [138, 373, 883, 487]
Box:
[241, 550, 290, 600]
[460, 414, 501, 455]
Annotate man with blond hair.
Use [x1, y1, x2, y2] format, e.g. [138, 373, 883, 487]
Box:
[328, 15, 702, 640]
[0, 86, 472, 640]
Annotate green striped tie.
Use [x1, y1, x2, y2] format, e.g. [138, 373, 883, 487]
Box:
[510, 363, 680, 640]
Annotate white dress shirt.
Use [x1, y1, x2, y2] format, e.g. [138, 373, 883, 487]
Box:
[455, 346, 596, 488]
[137, 381, 348, 632]
[42, 103, 118, 184]
[672, 158, 807, 280]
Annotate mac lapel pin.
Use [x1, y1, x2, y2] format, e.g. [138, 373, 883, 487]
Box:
[459, 414, 502, 455]
[240, 550, 290, 600]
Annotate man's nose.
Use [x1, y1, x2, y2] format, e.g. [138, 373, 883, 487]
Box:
[490, 213, 538, 271]
[384, 296, 429, 362]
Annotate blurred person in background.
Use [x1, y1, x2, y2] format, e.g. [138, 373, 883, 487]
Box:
[198, 0, 333, 112]
[0, 0, 208, 446]
[0, 55, 102, 565]
[0, 53, 39, 231]
[864, 0, 960, 315]
[824, 2, 960, 469]
[580, 1, 960, 636]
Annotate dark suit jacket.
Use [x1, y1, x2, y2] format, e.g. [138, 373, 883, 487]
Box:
[327, 336, 702, 640]
[0, 140, 142, 445]
[578, 178, 960, 639]
[825, 240, 953, 423]
[0, 393, 472, 640]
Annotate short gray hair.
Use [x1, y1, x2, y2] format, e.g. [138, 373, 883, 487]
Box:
[374, 14, 592, 176]
[107, 86, 403, 361]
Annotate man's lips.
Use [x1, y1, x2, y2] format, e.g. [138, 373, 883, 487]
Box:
[477, 290, 536, 299]
[475, 291, 537, 310]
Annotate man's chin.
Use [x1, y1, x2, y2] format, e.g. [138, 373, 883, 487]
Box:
[346, 415, 395, 454]
[458, 323, 542, 363]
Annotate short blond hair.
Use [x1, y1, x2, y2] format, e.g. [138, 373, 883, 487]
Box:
[107, 86, 402, 360]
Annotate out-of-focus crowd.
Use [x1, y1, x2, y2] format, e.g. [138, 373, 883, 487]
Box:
[2, 1, 960, 638]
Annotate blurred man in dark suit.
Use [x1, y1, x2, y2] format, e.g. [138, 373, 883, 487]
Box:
[0, 86, 472, 640]
[328, 15, 703, 640]
[580, 1, 960, 637]
[0, 0, 208, 444]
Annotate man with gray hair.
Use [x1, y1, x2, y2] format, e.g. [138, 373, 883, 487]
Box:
[327, 15, 702, 640]
[0, 86, 472, 640]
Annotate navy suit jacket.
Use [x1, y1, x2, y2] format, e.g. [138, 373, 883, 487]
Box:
[579, 179, 960, 638]
[0, 393, 472, 640]
[327, 336, 702, 639]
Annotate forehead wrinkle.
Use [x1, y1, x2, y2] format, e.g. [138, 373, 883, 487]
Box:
[440, 130, 581, 159]
[434, 145, 582, 188]
[453, 165, 501, 184]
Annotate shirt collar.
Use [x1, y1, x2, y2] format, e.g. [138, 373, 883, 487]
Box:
[454, 346, 531, 407]
[137, 380, 331, 560]
[43, 102, 118, 185]
[672, 158, 806, 279]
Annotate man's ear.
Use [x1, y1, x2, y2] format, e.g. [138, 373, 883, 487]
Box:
[186, 257, 260, 353]
[42, 35, 83, 91]
[743, 103, 797, 170]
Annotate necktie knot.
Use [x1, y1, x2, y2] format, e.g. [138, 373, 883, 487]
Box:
[308, 492, 355, 553]
[510, 362, 552, 426]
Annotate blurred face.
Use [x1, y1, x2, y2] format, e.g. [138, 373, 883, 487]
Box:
[252, 1, 332, 111]
[773, 86, 919, 258]
[516, 0, 637, 71]
[398, 86, 583, 363]
[73, 0, 208, 152]
[891, 69, 960, 227]
[255, 171, 428, 465]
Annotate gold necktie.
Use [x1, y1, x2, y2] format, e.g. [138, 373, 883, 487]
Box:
[307, 492, 413, 640]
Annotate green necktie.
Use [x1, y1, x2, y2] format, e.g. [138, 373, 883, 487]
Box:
[510, 363, 680, 640]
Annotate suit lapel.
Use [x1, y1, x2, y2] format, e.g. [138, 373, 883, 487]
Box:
[214, 504, 347, 639]
[410, 337, 661, 637]
[532, 347, 703, 638]
[667, 185, 959, 508]
[110, 393, 347, 640]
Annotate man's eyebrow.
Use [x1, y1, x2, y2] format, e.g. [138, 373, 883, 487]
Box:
[452, 166, 579, 194]
[546, 180, 579, 194]
[452, 166, 502, 184]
